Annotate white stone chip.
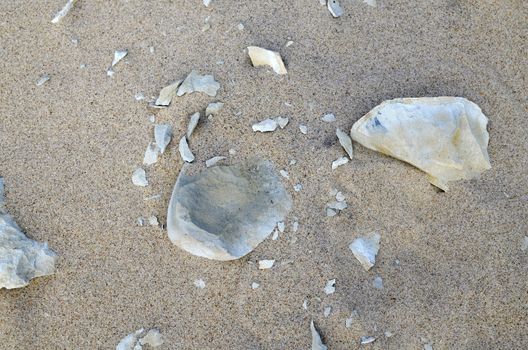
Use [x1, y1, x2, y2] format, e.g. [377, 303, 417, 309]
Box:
[194, 278, 206, 289]
[143, 143, 159, 166]
[271, 230, 279, 240]
[323, 306, 332, 318]
[521, 236, 528, 251]
[384, 331, 394, 338]
[36, 74, 50, 86]
[360, 336, 376, 344]
[279, 170, 289, 179]
[247, 46, 287, 75]
[327, 0, 344, 17]
[177, 70, 220, 97]
[327, 201, 347, 211]
[51, 0, 77, 24]
[178, 136, 195, 163]
[154, 124, 172, 154]
[364, 0, 377, 7]
[299, 124, 308, 134]
[424, 344, 433, 350]
[251, 282, 260, 289]
[332, 156, 349, 170]
[277, 221, 285, 233]
[132, 168, 148, 187]
[237, 23, 245, 30]
[205, 156, 226, 167]
[326, 208, 337, 217]
[292, 221, 299, 232]
[116, 328, 144, 350]
[205, 102, 224, 116]
[294, 183, 303, 192]
[349, 233, 381, 271]
[258, 259, 275, 269]
[203, 0, 212, 7]
[252, 118, 278, 132]
[311, 320, 328, 350]
[285, 41, 294, 47]
[335, 191, 345, 202]
[322, 113, 336, 122]
[148, 216, 159, 227]
[155, 80, 182, 106]
[138, 329, 164, 347]
[187, 112, 201, 138]
[324, 279, 336, 294]
[111, 50, 128, 67]
[373, 276, 383, 289]
[336, 128, 354, 159]
[135, 93, 145, 101]
[345, 316, 353, 328]
[228, 148, 237, 155]
[276, 116, 289, 129]
[303, 300, 309, 310]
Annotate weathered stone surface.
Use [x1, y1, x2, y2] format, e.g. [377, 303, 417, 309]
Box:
[167, 160, 291, 260]
[351, 97, 491, 190]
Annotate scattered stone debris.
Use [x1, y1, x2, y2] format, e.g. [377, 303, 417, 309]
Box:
[324, 306, 332, 317]
[116, 328, 163, 350]
[247, 46, 287, 75]
[364, 0, 377, 7]
[154, 124, 172, 154]
[311, 320, 328, 350]
[178, 137, 195, 163]
[326, 192, 347, 215]
[322, 113, 336, 122]
[51, 0, 77, 24]
[132, 168, 148, 187]
[360, 336, 376, 345]
[332, 156, 349, 170]
[36, 74, 50, 86]
[167, 160, 291, 260]
[373, 276, 383, 290]
[155, 80, 182, 107]
[324, 279, 336, 295]
[143, 143, 159, 166]
[252, 118, 278, 132]
[351, 97, 491, 191]
[258, 259, 275, 269]
[187, 112, 201, 138]
[205, 102, 224, 116]
[194, 278, 206, 289]
[251, 282, 260, 289]
[349, 233, 381, 271]
[327, 0, 343, 17]
[299, 124, 308, 134]
[148, 216, 159, 227]
[294, 183, 303, 192]
[177, 70, 220, 97]
[336, 128, 354, 159]
[0, 178, 57, 289]
[205, 156, 226, 167]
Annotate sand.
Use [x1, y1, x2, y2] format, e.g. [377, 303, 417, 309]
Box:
[0, 0, 527, 349]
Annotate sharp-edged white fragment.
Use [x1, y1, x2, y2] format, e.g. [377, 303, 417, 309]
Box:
[247, 46, 287, 75]
[51, 0, 77, 24]
[258, 259, 275, 269]
[327, 201, 347, 211]
[187, 112, 201, 138]
[279, 170, 289, 179]
[229, 148, 236, 155]
[112, 50, 128, 67]
[194, 278, 206, 289]
[345, 316, 353, 328]
[132, 168, 148, 187]
[276, 116, 289, 129]
[292, 221, 299, 232]
[311, 320, 328, 350]
[522, 236, 528, 251]
[271, 230, 279, 240]
[299, 124, 308, 134]
[116, 328, 144, 350]
[319, 0, 326, 5]
[135, 93, 145, 101]
[178, 136, 195, 163]
[138, 329, 164, 347]
[154, 124, 172, 154]
[326, 208, 337, 217]
[303, 299, 309, 310]
[177, 70, 220, 97]
[277, 221, 285, 233]
[106, 68, 115, 77]
[143, 143, 160, 166]
[327, 0, 344, 17]
[203, 0, 212, 7]
[336, 128, 354, 159]
[251, 282, 260, 289]
[289, 159, 297, 165]
[205, 156, 226, 167]
[237, 23, 245, 30]
[205, 102, 224, 116]
[360, 336, 376, 344]
[285, 41, 294, 47]
[332, 156, 349, 170]
[351, 97, 491, 191]
[322, 113, 336, 122]
[155, 80, 182, 106]
[294, 183, 303, 192]
[335, 191, 345, 202]
[349, 233, 381, 271]
[148, 216, 159, 227]
[373, 276, 383, 290]
[364, 0, 377, 7]
[252, 118, 278, 132]
[424, 344, 433, 350]
[324, 306, 332, 317]
[324, 279, 336, 295]
[36, 74, 50, 86]
[384, 331, 394, 338]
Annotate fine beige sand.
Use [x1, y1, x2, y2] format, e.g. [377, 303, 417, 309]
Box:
[1, 1, 527, 349]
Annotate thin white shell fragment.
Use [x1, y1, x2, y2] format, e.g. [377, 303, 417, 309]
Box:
[360, 336, 376, 344]
[203, 0, 212, 7]
[116, 329, 144, 350]
[167, 160, 292, 260]
[349, 233, 381, 271]
[299, 124, 308, 134]
[324, 279, 336, 294]
[132, 168, 148, 187]
[258, 259, 275, 269]
[336, 128, 354, 159]
[271, 230, 279, 240]
[332, 156, 349, 170]
[178, 137, 195, 163]
[311, 320, 328, 350]
[205, 156, 226, 168]
[322, 113, 336, 122]
[148, 216, 159, 227]
[187, 112, 201, 138]
[276, 116, 289, 129]
[327, 201, 347, 211]
[205, 102, 224, 116]
[36, 74, 50, 86]
[247, 46, 287, 75]
[194, 278, 206, 289]
[251, 282, 260, 289]
[351, 97, 491, 191]
[327, 0, 344, 17]
[138, 329, 164, 347]
[373, 276, 383, 289]
[154, 124, 172, 154]
[143, 143, 159, 166]
[252, 118, 278, 132]
[155, 80, 182, 106]
[112, 50, 128, 67]
[51, 0, 77, 24]
[177, 70, 220, 97]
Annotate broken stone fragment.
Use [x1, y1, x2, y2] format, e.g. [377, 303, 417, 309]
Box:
[247, 46, 287, 75]
[360, 336, 376, 345]
[251, 282, 260, 289]
[336, 128, 353, 159]
[258, 259, 275, 269]
[187, 112, 201, 138]
[299, 124, 308, 134]
[364, 0, 377, 7]
[349, 233, 381, 271]
[322, 113, 336, 122]
[332, 156, 349, 170]
[112, 50, 128, 66]
[205, 102, 224, 116]
[138, 329, 164, 347]
[311, 320, 328, 350]
[167, 159, 292, 260]
[373, 276, 383, 290]
[324, 279, 336, 294]
[194, 278, 206, 289]
[116, 328, 163, 350]
[276, 116, 289, 129]
[0, 178, 56, 289]
[205, 156, 226, 168]
[155, 80, 182, 106]
[178, 136, 195, 163]
[252, 118, 278, 132]
[51, 0, 77, 24]
[327, 0, 343, 17]
[132, 168, 148, 187]
[154, 124, 172, 154]
[327, 200, 347, 211]
[351, 97, 491, 191]
[36, 74, 50, 86]
[177, 70, 220, 97]
[143, 143, 159, 166]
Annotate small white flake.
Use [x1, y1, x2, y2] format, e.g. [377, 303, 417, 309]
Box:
[111, 50, 128, 67]
[299, 124, 308, 134]
[148, 115, 156, 123]
[251, 282, 260, 289]
[106, 68, 115, 77]
[292, 221, 299, 232]
[155, 80, 182, 106]
[258, 259, 275, 269]
[203, 0, 212, 7]
[194, 278, 206, 289]
[324, 279, 336, 294]
[205, 156, 226, 167]
[143, 143, 160, 166]
[336, 128, 354, 159]
[80, 64, 86, 69]
[326, 208, 337, 217]
[350, 233, 381, 271]
[323, 306, 332, 317]
[360, 336, 376, 344]
[154, 124, 172, 154]
[252, 118, 278, 132]
[201, 23, 211, 32]
[345, 316, 353, 328]
[332, 156, 349, 170]
[144, 194, 161, 201]
[277, 222, 285, 233]
[303, 300, 309, 310]
[289, 159, 297, 165]
[384, 331, 394, 338]
[36, 74, 50, 86]
[364, 0, 377, 7]
[178, 136, 195, 162]
[148, 216, 159, 226]
[247, 46, 287, 75]
[319, 0, 326, 5]
[294, 183, 303, 192]
[373, 276, 383, 290]
[276, 116, 289, 129]
[177, 70, 220, 97]
[279, 170, 289, 179]
[327, 201, 347, 211]
[51, 0, 77, 24]
[135, 93, 145, 101]
[521, 236, 528, 251]
[285, 41, 294, 47]
[138, 329, 164, 347]
[237, 23, 245, 30]
[187, 112, 201, 138]
[205, 102, 224, 116]
[149, 46, 155, 54]
[132, 168, 148, 187]
[116, 328, 144, 350]
[327, 0, 344, 17]
[335, 192, 345, 202]
[271, 230, 279, 240]
[322, 113, 336, 122]
[137, 217, 145, 226]
[228, 148, 236, 155]
[311, 320, 328, 350]
[424, 344, 433, 350]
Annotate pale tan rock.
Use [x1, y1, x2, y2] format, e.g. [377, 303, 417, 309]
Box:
[351, 97, 491, 190]
[155, 80, 182, 106]
[247, 46, 287, 75]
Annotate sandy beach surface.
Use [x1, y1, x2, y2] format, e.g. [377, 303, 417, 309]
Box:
[1, 0, 527, 349]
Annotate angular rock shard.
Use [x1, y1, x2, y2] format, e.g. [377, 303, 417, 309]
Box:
[154, 124, 172, 154]
[349, 233, 380, 271]
[205, 156, 226, 168]
[177, 70, 220, 97]
[252, 118, 278, 133]
[311, 320, 328, 350]
[143, 143, 159, 166]
[51, 0, 77, 24]
[327, 0, 343, 17]
[132, 168, 148, 187]
[351, 97, 491, 191]
[0, 178, 56, 289]
[178, 136, 195, 163]
[205, 102, 224, 116]
[247, 46, 287, 75]
[111, 50, 128, 67]
[167, 160, 292, 260]
[336, 128, 353, 159]
[187, 112, 201, 138]
[155, 80, 182, 106]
